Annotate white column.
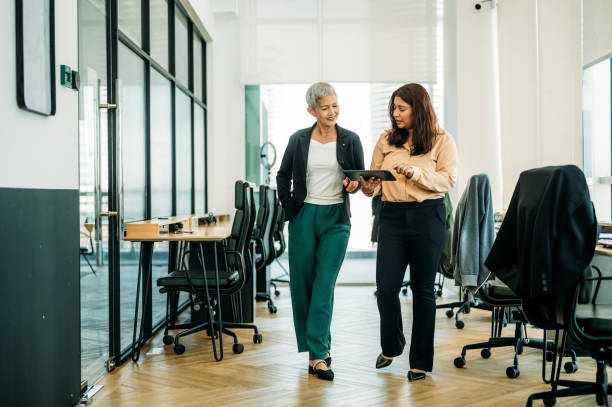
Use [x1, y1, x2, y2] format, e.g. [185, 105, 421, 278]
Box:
[497, 0, 582, 207]
[455, 0, 503, 209]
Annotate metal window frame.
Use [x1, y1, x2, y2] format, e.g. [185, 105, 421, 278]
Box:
[102, 0, 209, 367]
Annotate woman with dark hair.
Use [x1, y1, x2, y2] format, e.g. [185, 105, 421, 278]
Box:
[361, 83, 458, 381]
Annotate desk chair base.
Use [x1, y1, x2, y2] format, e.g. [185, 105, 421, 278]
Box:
[437, 291, 492, 329]
[454, 307, 577, 379]
[527, 361, 611, 407]
[162, 297, 262, 359]
[256, 293, 278, 313]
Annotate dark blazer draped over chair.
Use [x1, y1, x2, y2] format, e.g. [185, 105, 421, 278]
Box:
[485, 165, 598, 322]
[276, 122, 365, 222]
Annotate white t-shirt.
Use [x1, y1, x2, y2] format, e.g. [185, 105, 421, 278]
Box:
[304, 140, 344, 205]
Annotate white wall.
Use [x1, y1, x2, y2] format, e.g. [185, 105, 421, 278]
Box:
[455, 0, 503, 210]
[0, 1, 79, 190]
[206, 13, 245, 214]
[497, 0, 582, 206]
[583, 0, 612, 67]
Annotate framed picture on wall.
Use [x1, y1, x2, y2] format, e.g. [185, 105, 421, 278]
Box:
[15, 0, 56, 116]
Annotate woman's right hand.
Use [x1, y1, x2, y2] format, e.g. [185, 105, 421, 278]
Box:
[360, 176, 381, 196]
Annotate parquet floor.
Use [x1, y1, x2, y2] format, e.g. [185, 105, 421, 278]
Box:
[89, 283, 601, 406]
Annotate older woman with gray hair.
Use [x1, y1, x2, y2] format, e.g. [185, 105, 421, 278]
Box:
[276, 82, 365, 381]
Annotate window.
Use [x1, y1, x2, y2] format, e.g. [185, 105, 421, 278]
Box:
[583, 59, 612, 220]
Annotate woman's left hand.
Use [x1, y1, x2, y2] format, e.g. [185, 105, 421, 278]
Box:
[392, 163, 415, 178]
[343, 177, 359, 192]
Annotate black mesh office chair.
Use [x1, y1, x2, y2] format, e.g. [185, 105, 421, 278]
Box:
[253, 185, 277, 313]
[157, 181, 262, 360]
[525, 266, 610, 407]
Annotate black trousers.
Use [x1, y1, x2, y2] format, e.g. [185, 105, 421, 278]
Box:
[376, 198, 446, 371]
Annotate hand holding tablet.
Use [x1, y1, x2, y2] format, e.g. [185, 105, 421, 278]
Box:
[343, 170, 396, 181]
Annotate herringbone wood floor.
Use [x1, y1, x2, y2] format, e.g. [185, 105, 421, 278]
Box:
[89, 284, 601, 406]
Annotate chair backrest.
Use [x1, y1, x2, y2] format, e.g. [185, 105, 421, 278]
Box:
[259, 186, 276, 266]
[264, 187, 279, 266]
[226, 181, 251, 264]
[271, 198, 286, 258]
[485, 165, 598, 328]
[254, 185, 268, 238]
[452, 173, 495, 290]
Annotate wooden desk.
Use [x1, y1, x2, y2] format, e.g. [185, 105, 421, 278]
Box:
[123, 218, 232, 362]
[596, 245, 612, 258]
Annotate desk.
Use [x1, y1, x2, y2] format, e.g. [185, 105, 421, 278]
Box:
[124, 217, 232, 362]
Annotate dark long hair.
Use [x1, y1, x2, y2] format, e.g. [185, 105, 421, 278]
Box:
[387, 83, 439, 155]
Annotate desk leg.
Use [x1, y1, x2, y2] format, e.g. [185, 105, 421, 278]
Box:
[168, 241, 179, 323]
[131, 241, 153, 362]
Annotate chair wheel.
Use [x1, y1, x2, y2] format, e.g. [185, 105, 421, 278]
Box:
[545, 351, 555, 362]
[402, 288, 408, 295]
[455, 320, 465, 329]
[543, 397, 556, 406]
[274, 290, 280, 297]
[506, 366, 520, 378]
[564, 361, 578, 374]
[253, 333, 263, 344]
[480, 348, 491, 359]
[436, 289, 443, 297]
[446, 310, 454, 318]
[453, 356, 466, 368]
[232, 343, 244, 354]
[174, 344, 185, 355]
[162, 335, 174, 345]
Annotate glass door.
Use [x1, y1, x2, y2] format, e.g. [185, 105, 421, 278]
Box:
[78, 0, 110, 386]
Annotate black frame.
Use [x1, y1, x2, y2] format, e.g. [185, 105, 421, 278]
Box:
[99, 0, 209, 367]
[15, 0, 56, 116]
[107, 0, 208, 364]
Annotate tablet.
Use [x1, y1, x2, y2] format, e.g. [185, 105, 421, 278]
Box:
[344, 170, 396, 181]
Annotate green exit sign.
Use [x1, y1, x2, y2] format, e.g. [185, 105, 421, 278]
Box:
[60, 65, 72, 88]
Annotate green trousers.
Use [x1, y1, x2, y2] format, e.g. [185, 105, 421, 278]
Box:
[288, 203, 350, 360]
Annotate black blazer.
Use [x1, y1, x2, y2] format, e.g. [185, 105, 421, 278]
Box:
[276, 123, 365, 222]
[484, 165, 598, 302]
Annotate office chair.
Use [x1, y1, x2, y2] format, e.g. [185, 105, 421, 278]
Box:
[526, 267, 611, 407]
[270, 201, 289, 297]
[253, 185, 278, 313]
[80, 222, 96, 274]
[436, 175, 494, 329]
[157, 181, 262, 360]
[478, 165, 600, 405]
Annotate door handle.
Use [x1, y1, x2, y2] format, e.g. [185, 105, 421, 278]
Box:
[100, 211, 118, 217]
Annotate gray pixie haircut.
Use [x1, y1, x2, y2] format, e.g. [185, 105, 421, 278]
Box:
[305, 82, 336, 109]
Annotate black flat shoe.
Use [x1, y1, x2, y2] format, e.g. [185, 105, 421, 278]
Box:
[309, 360, 334, 381]
[376, 354, 393, 369]
[407, 371, 426, 381]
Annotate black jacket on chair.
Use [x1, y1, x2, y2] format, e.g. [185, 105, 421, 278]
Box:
[276, 123, 365, 222]
[485, 165, 598, 305]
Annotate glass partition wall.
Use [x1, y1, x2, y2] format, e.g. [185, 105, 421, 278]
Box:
[78, 0, 208, 387]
